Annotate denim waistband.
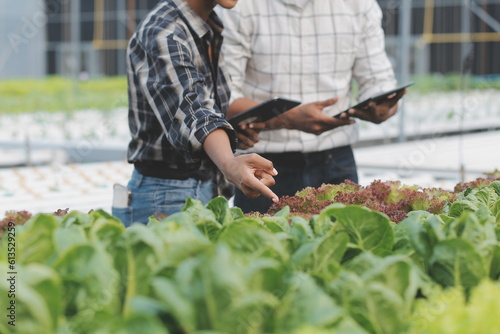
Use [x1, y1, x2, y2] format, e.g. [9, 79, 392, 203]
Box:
[259, 145, 352, 168]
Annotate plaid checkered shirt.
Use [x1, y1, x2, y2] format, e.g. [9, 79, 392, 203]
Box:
[126, 0, 235, 172]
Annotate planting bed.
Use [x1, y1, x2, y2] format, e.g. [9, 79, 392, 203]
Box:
[1, 178, 500, 333]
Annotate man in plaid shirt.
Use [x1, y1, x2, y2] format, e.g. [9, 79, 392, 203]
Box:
[217, 0, 405, 213]
[113, 0, 279, 225]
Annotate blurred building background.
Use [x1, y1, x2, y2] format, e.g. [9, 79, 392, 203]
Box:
[0, 0, 47, 79]
[0, 0, 158, 79]
[0, 0, 499, 80]
[381, 0, 500, 76]
[0, 0, 499, 214]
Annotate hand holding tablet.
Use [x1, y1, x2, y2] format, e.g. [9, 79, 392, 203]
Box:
[333, 82, 414, 119]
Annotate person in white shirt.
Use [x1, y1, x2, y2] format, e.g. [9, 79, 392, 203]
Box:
[216, 0, 405, 213]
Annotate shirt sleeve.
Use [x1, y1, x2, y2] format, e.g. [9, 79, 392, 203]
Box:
[217, 8, 253, 103]
[352, 0, 397, 102]
[139, 31, 236, 158]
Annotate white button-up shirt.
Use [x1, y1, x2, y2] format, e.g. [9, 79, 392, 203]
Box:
[217, 0, 396, 153]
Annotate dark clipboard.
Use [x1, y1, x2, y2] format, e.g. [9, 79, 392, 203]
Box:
[333, 82, 414, 118]
[228, 97, 301, 127]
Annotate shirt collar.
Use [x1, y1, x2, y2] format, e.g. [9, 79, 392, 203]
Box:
[169, 0, 223, 40]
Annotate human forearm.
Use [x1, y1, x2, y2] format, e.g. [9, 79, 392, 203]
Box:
[203, 129, 236, 171]
[203, 129, 279, 202]
[227, 98, 259, 118]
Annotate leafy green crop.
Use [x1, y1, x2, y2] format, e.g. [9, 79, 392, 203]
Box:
[0, 76, 127, 114]
[408, 280, 500, 334]
[399, 182, 500, 292]
[1, 181, 500, 333]
[269, 178, 500, 223]
[2, 74, 499, 115]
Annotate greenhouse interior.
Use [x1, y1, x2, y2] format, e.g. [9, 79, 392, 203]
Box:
[1, 0, 500, 333]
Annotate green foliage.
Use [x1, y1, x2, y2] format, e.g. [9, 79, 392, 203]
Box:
[1, 74, 499, 115]
[270, 178, 500, 223]
[2, 180, 500, 333]
[411, 73, 500, 94]
[329, 253, 425, 334]
[325, 205, 395, 257]
[400, 181, 500, 291]
[0, 76, 127, 114]
[408, 280, 500, 334]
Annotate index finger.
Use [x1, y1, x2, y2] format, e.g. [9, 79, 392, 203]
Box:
[248, 177, 279, 203]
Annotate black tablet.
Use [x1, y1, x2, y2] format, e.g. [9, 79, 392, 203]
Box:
[333, 82, 414, 118]
[228, 97, 301, 127]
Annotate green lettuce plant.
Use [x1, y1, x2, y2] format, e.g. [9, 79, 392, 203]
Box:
[1, 181, 500, 333]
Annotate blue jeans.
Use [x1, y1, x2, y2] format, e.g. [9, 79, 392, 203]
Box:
[112, 169, 214, 226]
[234, 145, 358, 214]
